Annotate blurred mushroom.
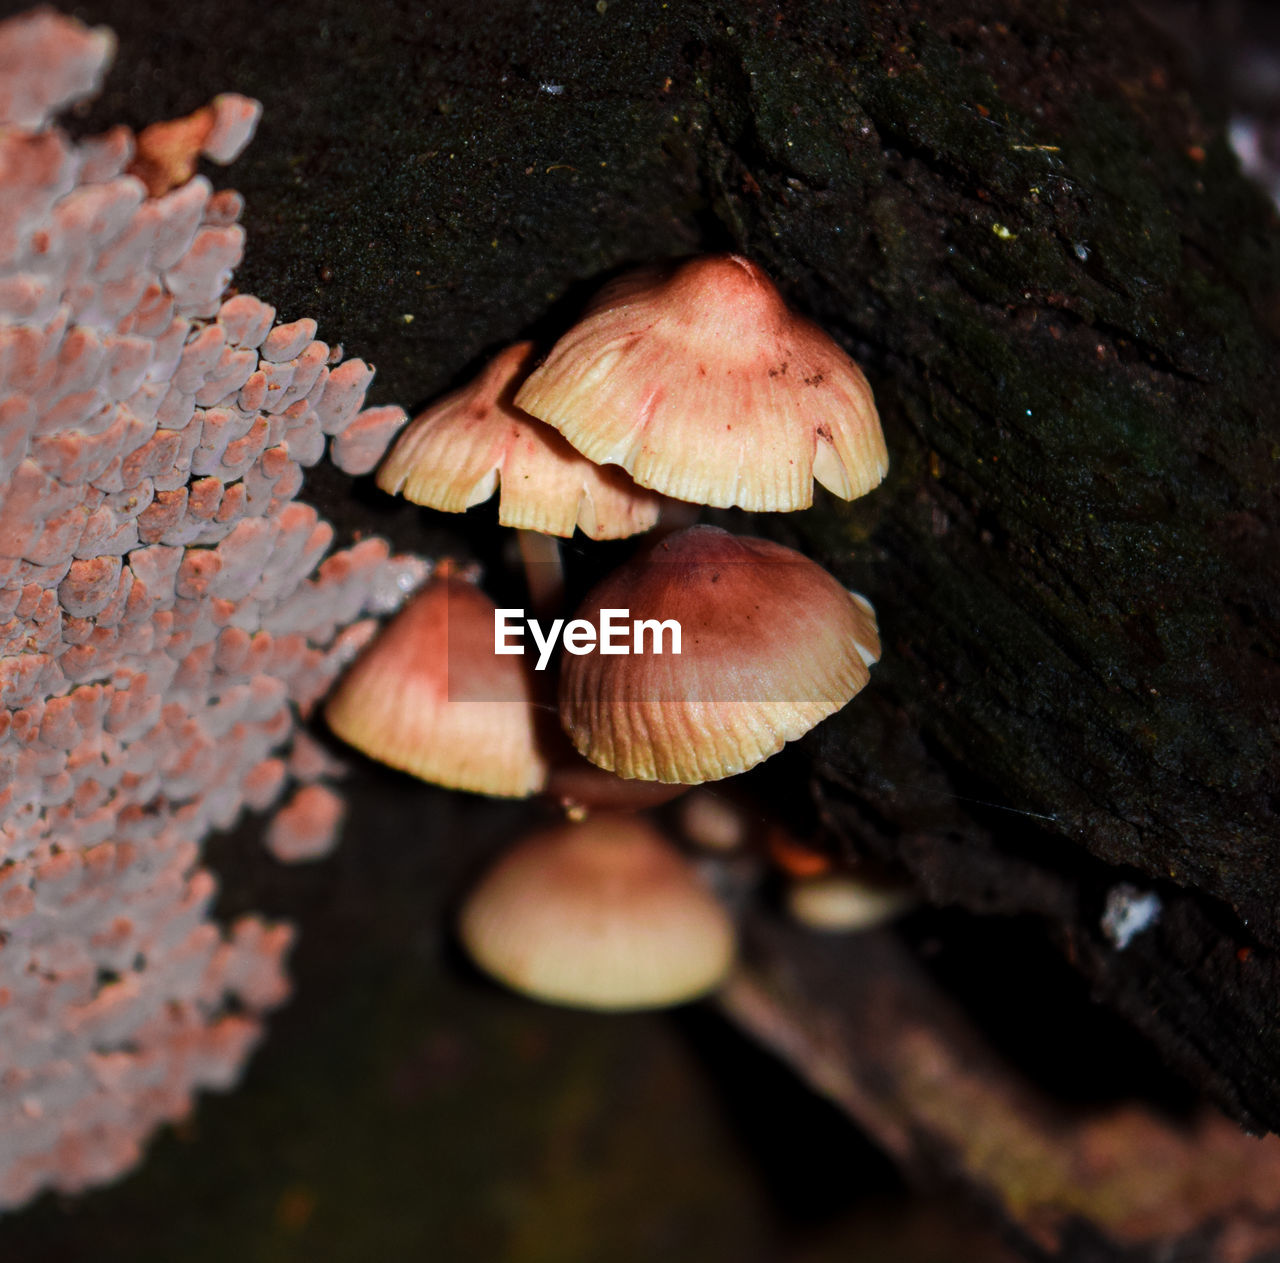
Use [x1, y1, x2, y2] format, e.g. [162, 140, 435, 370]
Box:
[677, 788, 749, 853]
[458, 814, 736, 1011]
[785, 872, 917, 933]
[559, 525, 880, 784]
[515, 254, 887, 511]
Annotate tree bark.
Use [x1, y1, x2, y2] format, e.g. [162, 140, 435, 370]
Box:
[721, 914, 1280, 1262]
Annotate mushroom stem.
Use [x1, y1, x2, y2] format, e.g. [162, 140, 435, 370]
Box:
[516, 528, 564, 616]
[652, 494, 702, 539]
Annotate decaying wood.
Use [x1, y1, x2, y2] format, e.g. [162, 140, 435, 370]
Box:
[722, 916, 1280, 1262]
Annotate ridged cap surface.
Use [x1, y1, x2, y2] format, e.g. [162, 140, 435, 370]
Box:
[378, 342, 661, 539]
[559, 526, 880, 784]
[325, 574, 548, 797]
[515, 255, 887, 511]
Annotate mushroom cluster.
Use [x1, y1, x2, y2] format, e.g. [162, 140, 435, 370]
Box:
[326, 253, 891, 1008]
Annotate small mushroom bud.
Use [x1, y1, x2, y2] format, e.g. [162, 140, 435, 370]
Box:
[459, 815, 736, 1011]
[677, 789, 749, 853]
[785, 873, 916, 933]
[767, 825, 833, 878]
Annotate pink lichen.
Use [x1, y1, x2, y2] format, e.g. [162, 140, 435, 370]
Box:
[264, 783, 346, 864]
[202, 96, 262, 167]
[0, 9, 114, 132]
[0, 8, 423, 1209]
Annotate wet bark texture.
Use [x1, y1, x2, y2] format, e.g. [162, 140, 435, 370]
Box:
[58, 0, 1280, 1131]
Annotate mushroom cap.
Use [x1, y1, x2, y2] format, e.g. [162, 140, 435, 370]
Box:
[558, 525, 880, 784]
[324, 573, 548, 797]
[458, 815, 736, 1011]
[513, 254, 887, 511]
[785, 873, 916, 933]
[377, 341, 661, 540]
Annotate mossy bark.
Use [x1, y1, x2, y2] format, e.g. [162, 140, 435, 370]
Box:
[63, 0, 1280, 1129]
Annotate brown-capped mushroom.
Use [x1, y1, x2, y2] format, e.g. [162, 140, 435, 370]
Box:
[379, 342, 662, 612]
[558, 525, 880, 785]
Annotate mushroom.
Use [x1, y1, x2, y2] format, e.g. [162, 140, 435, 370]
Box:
[785, 872, 916, 933]
[377, 341, 662, 611]
[324, 570, 548, 797]
[558, 525, 880, 784]
[458, 814, 736, 1011]
[676, 788, 749, 853]
[514, 254, 887, 511]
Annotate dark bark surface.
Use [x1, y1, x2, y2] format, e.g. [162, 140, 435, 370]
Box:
[43, 0, 1280, 1129]
[722, 914, 1280, 1262]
